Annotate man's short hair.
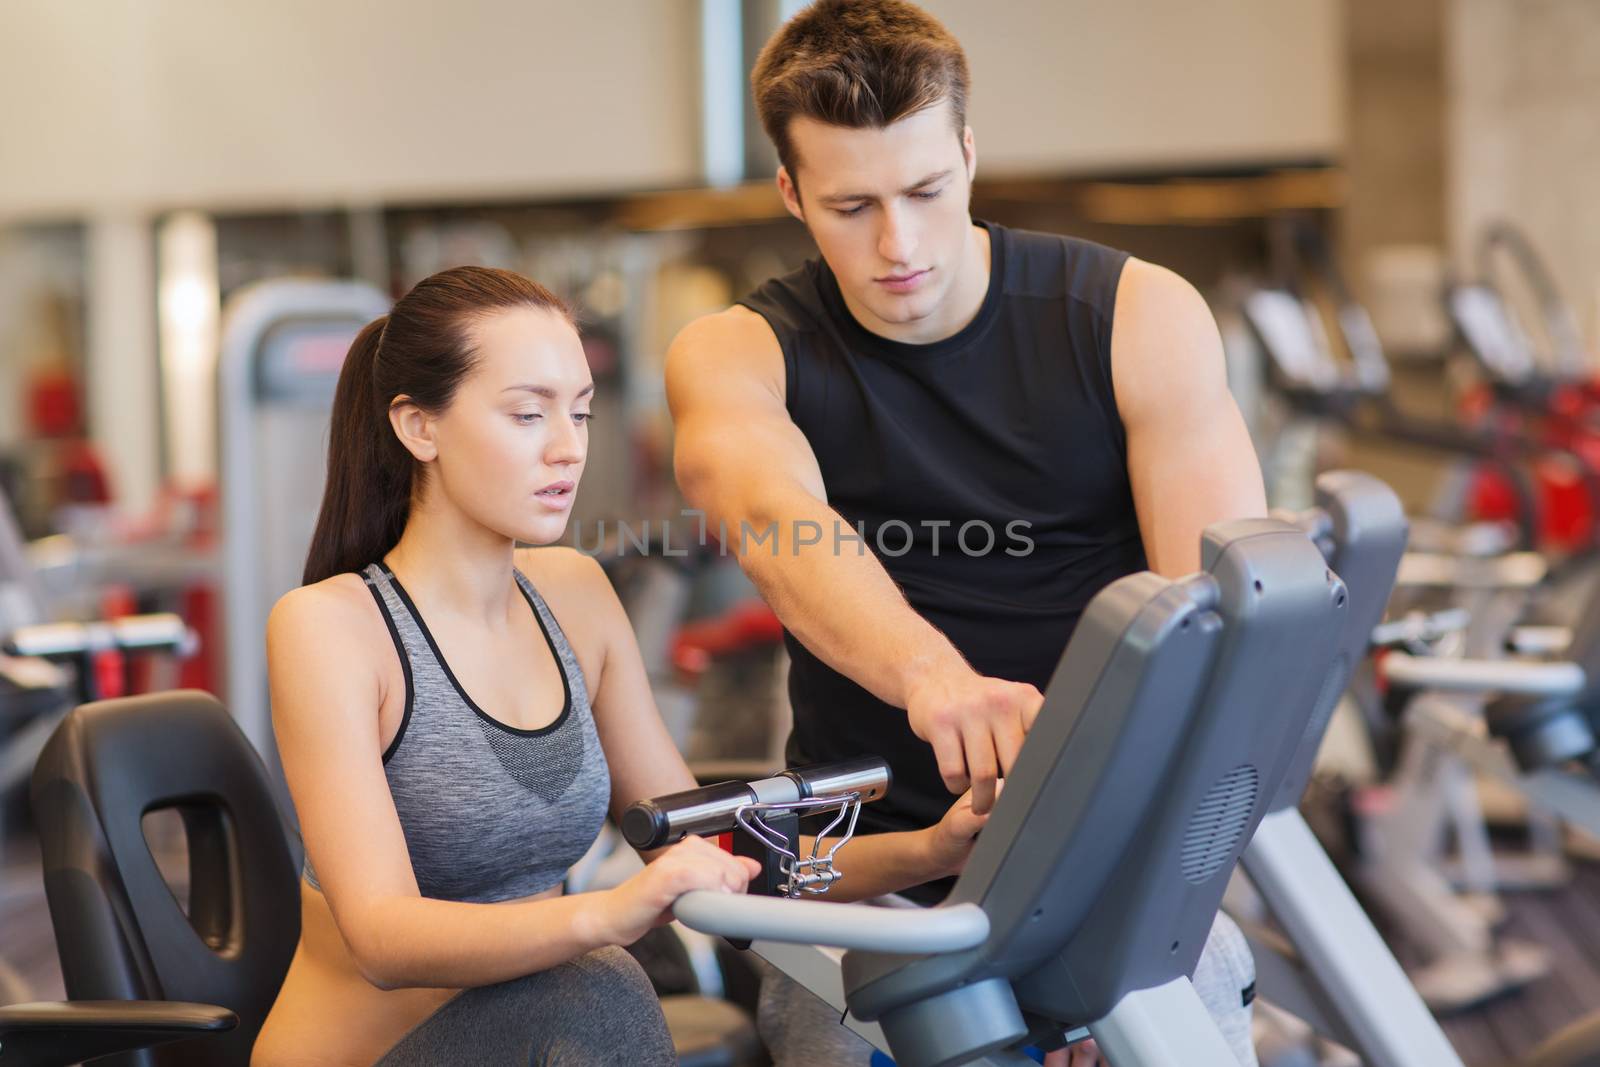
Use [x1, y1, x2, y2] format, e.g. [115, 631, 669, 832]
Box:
[752, 0, 970, 179]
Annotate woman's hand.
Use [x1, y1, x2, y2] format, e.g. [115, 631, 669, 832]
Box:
[599, 835, 762, 945]
[922, 780, 1004, 879]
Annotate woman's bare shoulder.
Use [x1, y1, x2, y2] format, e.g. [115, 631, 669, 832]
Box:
[267, 573, 392, 677]
[271, 573, 381, 631]
[513, 545, 611, 600]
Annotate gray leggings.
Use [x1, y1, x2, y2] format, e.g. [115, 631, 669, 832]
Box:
[375, 945, 675, 1066]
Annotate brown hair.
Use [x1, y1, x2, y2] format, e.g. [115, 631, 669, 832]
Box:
[751, 0, 970, 179]
[302, 266, 572, 585]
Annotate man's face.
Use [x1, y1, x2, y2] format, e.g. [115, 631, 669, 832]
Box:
[779, 100, 977, 337]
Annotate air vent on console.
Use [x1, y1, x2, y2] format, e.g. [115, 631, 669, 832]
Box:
[1181, 764, 1259, 884]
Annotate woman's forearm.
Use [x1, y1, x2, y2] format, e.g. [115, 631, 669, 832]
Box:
[354, 829, 950, 991]
[349, 889, 623, 990]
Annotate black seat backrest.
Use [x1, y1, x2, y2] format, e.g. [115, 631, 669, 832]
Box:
[844, 520, 1344, 1027]
[30, 690, 300, 1066]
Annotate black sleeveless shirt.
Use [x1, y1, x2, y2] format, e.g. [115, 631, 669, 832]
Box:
[739, 221, 1147, 886]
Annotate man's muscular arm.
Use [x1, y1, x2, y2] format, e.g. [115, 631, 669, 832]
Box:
[667, 307, 1038, 813]
[1113, 259, 1268, 577]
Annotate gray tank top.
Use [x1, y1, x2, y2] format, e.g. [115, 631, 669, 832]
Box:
[302, 562, 611, 903]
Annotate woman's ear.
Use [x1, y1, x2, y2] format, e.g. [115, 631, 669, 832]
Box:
[388, 397, 438, 463]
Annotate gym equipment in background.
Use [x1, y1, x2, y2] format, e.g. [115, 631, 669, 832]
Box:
[217, 280, 389, 770]
[1237, 223, 1600, 556]
[0, 487, 195, 804]
[1447, 221, 1589, 396]
[1230, 471, 1464, 1067]
[1444, 222, 1600, 554]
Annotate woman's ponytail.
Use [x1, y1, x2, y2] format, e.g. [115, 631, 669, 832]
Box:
[302, 315, 412, 585]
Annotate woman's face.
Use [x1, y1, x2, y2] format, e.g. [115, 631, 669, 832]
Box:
[423, 306, 592, 546]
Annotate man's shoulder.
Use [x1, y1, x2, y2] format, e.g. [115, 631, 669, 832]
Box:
[666, 305, 788, 407]
[994, 223, 1131, 309]
[736, 255, 827, 336]
[1108, 258, 1225, 423]
[671, 305, 783, 362]
[1112, 258, 1210, 327]
[999, 222, 1127, 259]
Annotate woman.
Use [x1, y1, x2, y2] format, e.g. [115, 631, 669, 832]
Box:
[251, 266, 992, 1066]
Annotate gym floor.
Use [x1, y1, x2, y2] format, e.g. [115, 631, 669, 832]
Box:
[1400, 852, 1600, 1063]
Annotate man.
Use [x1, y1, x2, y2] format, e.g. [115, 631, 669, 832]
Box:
[667, 2, 1266, 1063]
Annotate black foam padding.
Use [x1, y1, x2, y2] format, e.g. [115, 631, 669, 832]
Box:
[31, 690, 300, 1066]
